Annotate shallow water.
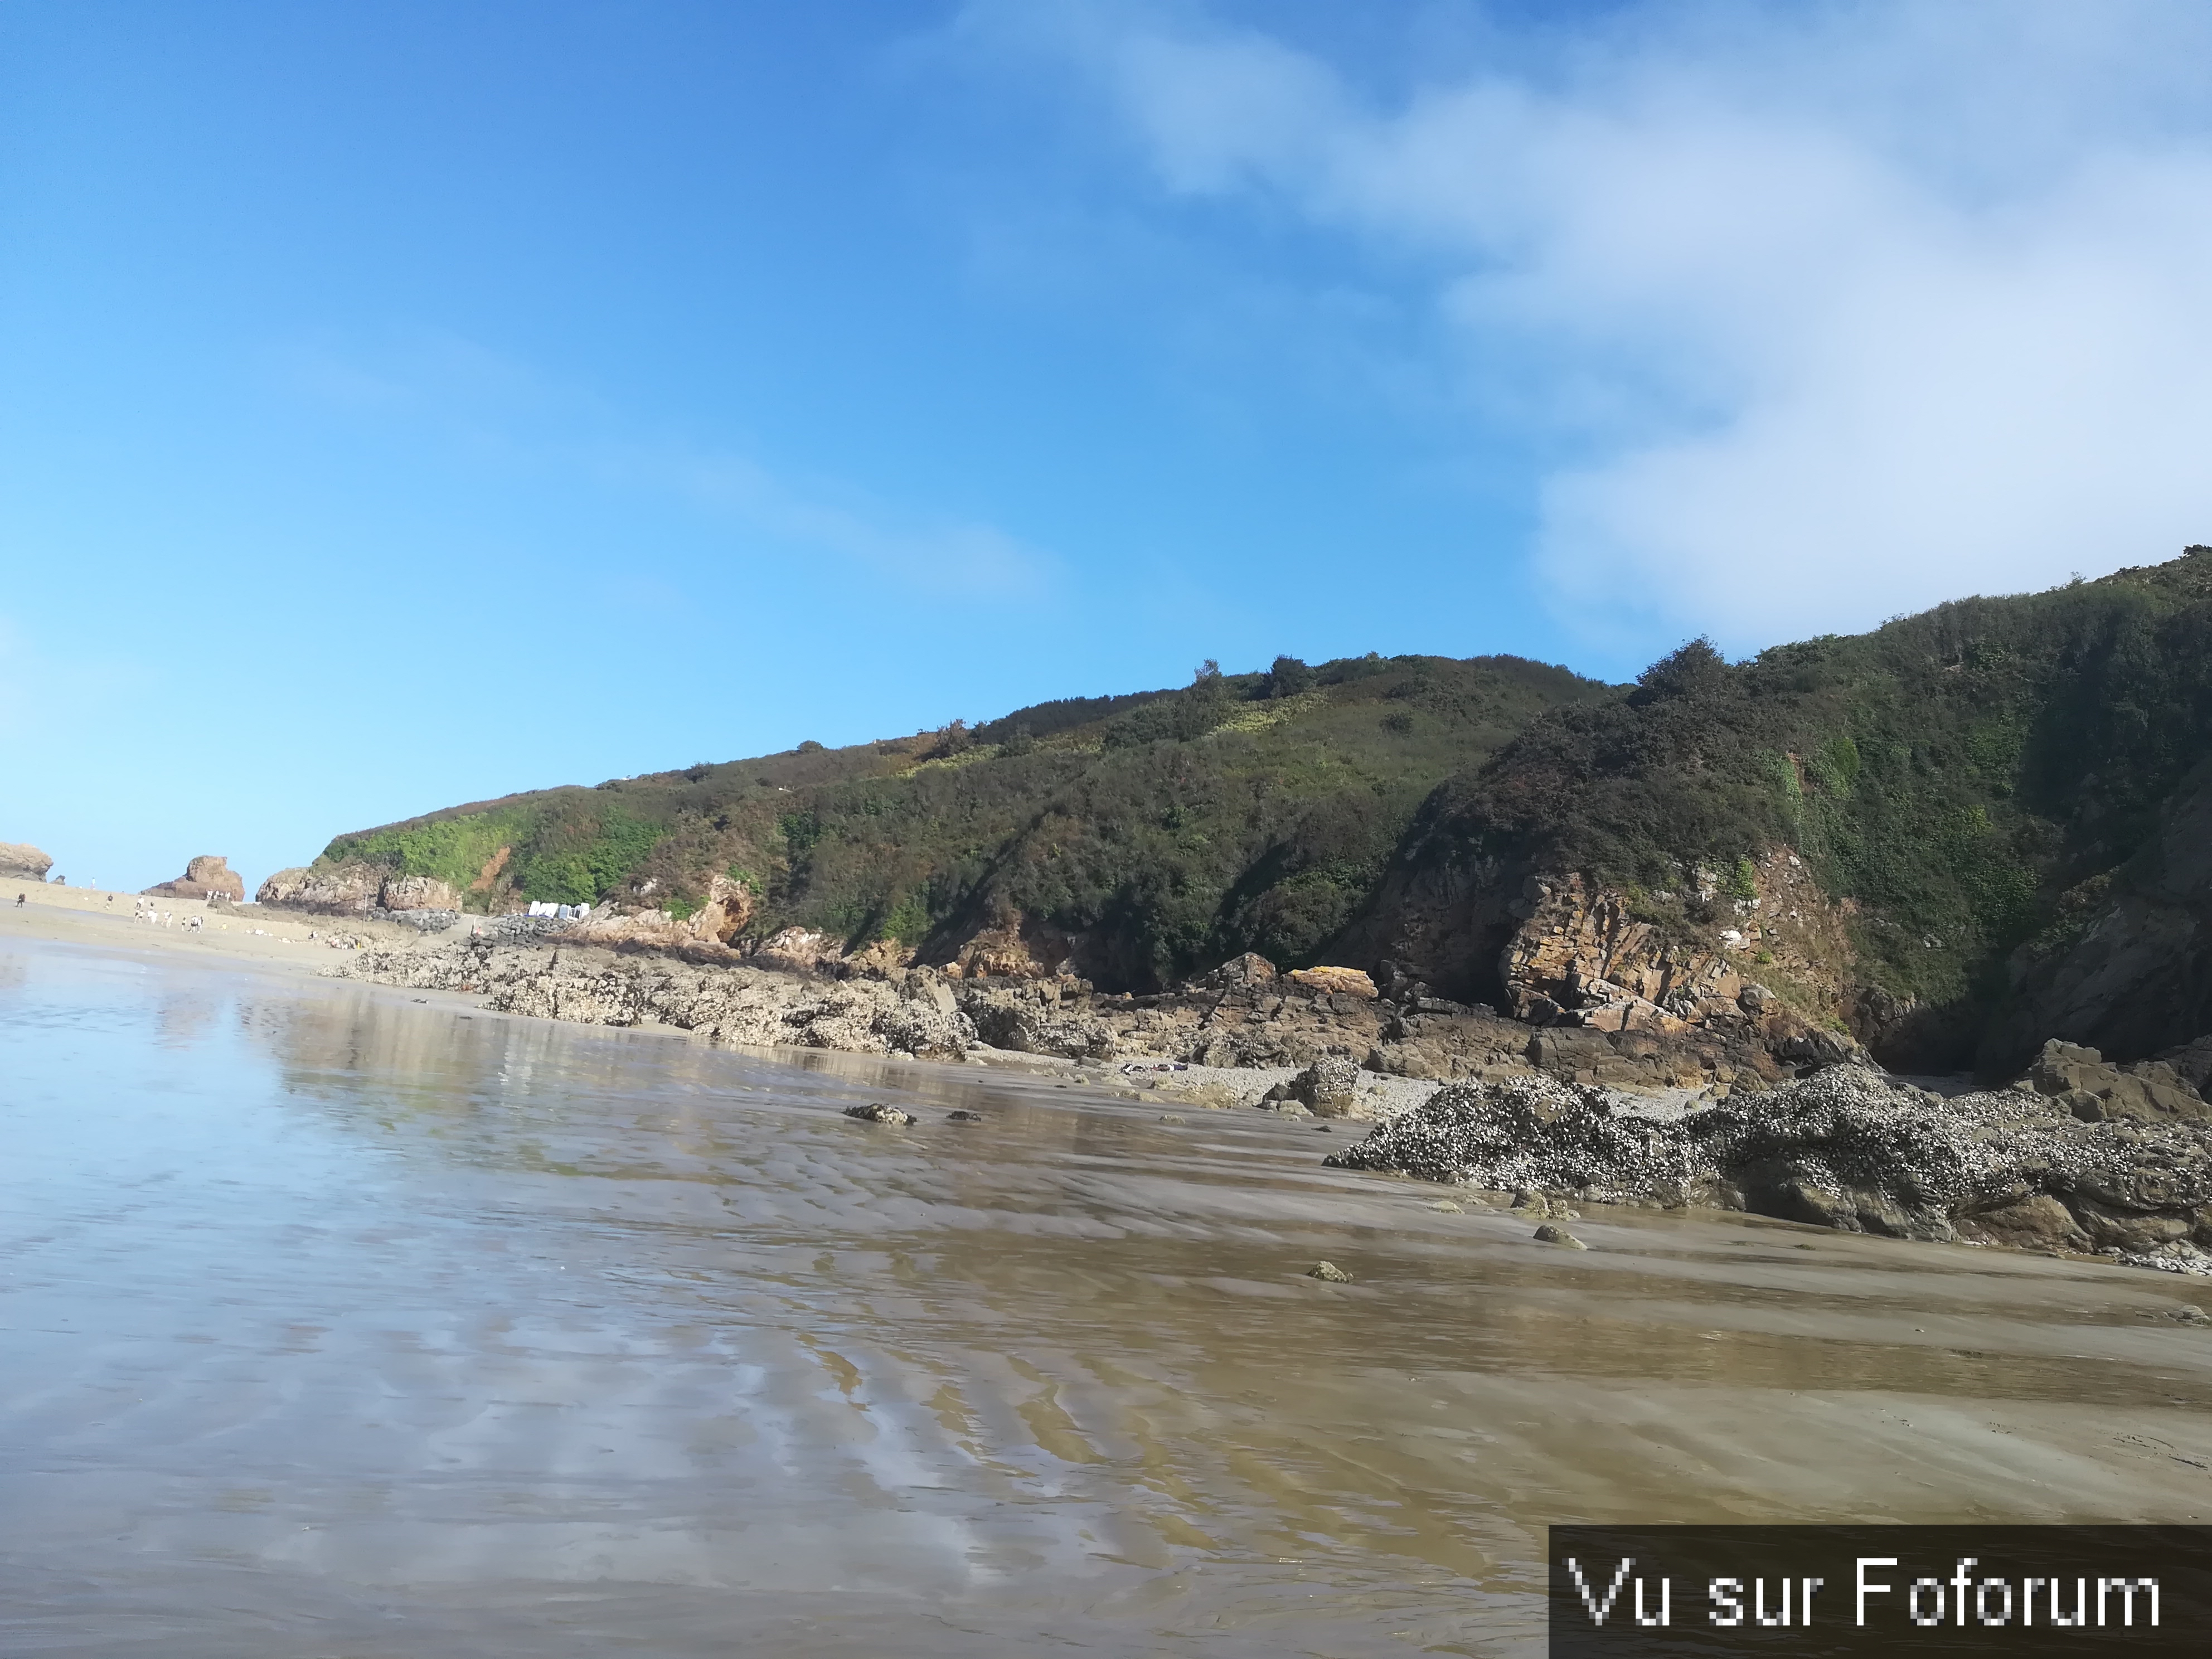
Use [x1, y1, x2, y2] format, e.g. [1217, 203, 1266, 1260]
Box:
[4, 939, 2210, 1656]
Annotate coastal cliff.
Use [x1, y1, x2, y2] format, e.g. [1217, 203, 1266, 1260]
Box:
[275, 546, 2212, 1084]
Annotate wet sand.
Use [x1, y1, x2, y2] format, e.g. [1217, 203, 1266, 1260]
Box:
[3, 934, 2210, 1656]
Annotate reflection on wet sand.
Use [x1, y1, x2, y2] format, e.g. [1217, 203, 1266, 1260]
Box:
[4, 937, 2210, 1657]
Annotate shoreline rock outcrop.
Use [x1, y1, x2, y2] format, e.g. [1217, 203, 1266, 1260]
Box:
[1325, 1065, 2212, 1272]
[328, 922, 1831, 1097]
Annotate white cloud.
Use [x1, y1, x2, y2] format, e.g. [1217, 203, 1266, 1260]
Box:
[963, 0, 2212, 649]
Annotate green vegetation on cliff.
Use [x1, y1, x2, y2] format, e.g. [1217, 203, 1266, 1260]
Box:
[317, 653, 1607, 986]
[1406, 547, 2212, 1054]
[303, 546, 2212, 1063]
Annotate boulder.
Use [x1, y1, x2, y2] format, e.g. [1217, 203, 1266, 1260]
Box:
[0, 842, 53, 881]
[1533, 1224, 1588, 1249]
[144, 855, 245, 903]
[1270, 1054, 1361, 1115]
[1288, 966, 1377, 999]
[1203, 952, 1279, 992]
[1304, 1260, 1354, 1283]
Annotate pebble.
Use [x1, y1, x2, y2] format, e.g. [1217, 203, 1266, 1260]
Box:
[1533, 1224, 1588, 1249]
[1157, 1113, 1186, 1124]
[945, 1109, 983, 1123]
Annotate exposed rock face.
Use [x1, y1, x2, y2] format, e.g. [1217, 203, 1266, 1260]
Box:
[0, 842, 53, 881]
[750, 926, 843, 974]
[258, 861, 386, 914]
[961, 979, 1119, 1059]
[378, 874, 460, 912]
[939, 910, 1088, 981]
[1989, 769, 2212, 1073]
[559, 874, 758, 956]
[144, 855, 245, 902]
[1326, 1065, 2212, 1268]
[1339, 848, 1869, 1076]
[1499, 865, 1862, 1061]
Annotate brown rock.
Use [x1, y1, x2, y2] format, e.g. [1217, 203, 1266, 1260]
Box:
[144, 855, 245, 903]
[0, 842, 54, 881]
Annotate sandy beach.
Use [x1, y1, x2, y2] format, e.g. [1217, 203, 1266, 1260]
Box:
[0, 882, 437, 973]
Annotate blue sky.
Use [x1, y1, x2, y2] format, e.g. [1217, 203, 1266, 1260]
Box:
[9, 1, 2212, 891]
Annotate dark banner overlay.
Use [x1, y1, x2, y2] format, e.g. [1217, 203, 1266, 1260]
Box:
[1550, 1527, 2212, 1659]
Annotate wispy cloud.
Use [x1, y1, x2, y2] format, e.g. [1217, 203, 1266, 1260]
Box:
[269, 329, 1058, 599]
[591, 441, 1054, 596]
[961, 0, 2212, 649]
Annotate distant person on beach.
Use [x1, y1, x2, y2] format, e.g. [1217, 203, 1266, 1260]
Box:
[13, 893, 22, 907]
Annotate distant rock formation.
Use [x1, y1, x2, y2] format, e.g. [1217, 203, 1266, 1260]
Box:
[1, 842, 53, 882]
[143, 855, 245, 903]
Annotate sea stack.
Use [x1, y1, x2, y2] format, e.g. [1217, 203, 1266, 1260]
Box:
[143, 856, 246, 903]
[1, 842, 54, 882]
